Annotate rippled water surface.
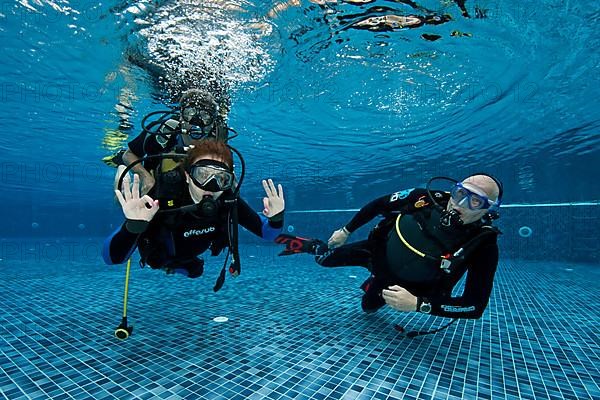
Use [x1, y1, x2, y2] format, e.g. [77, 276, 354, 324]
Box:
[1, 0, 599, 234]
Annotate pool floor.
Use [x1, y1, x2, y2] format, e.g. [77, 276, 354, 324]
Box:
[0, 242, 598, 399]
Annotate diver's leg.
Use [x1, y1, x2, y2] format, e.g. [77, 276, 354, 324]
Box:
[165, 257, 205, 278]
[360, 276, 387, 313]
[317, 240, 388, 312]
[316, 240, 373, 268]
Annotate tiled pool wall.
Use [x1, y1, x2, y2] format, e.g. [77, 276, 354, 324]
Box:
[1, 205, 598, 265]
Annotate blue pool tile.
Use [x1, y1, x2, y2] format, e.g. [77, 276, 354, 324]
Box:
[0, 253, 598, 400]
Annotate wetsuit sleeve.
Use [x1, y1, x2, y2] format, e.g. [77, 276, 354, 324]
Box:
[102, 223, 140, 265]
[127, 131, 147, 157]
[345, 188, 423, 232]
[426, 242, 499, 319]
[237, 197, 284, 240]
[128, 119, 180, 158]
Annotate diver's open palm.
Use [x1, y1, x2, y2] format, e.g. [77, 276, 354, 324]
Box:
[262, 179, 285, 218]
[114, 167, 159, 221]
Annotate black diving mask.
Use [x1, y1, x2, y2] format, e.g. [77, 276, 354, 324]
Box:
[188, 160, 234, 192]
[182, 104, 217, 136]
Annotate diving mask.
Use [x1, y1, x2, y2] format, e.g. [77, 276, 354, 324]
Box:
[180, 90, 219, 138]
[182, 105, 216, 128]
[450, 182, 498, 211]
[188, 160, 234, 192]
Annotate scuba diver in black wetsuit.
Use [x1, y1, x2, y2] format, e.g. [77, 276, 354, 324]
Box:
[106, 89, 230, 195]
[276, 174, 502, 335]
[103, 139, 285, 292]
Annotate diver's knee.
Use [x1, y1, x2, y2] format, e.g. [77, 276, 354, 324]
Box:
[170, 268, 202, 278]
[315, 251, 334, 266]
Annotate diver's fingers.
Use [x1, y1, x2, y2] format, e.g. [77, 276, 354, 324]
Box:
[277, 183, 284, 200]
[114, 190, 126, 208]
[262, 179, 274, 197]
[131, 174, 140, 200]
[140, 195, 157, 208]
[122, 173, 132, 201]
[327, 233, 336, 247]
[267, 179, 278, 197]
[386, 285, 403, 292]
[141, 195, 160, 218]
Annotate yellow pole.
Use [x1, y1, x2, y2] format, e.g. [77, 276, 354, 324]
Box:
[122, 258, 131, 318]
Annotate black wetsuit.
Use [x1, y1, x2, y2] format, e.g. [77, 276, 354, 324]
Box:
[126, 117, 190, 172]
[317, 188, 499, 319]
[102, 188, 283, 278]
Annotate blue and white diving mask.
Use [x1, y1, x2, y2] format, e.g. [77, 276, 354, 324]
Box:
[450, 182, 498, 211]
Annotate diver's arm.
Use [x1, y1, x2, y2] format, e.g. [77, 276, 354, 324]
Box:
[237, 198, 284, 240]
[102, 223, 141, 265]
[329, 188, 434, 249]
[105, 170, 159, 265]
[122, 149, 150, 175]
[343, 195, 390, 233]
[344, 188, 423, 232]
[123, 132, 155, 194]
[425, 243, 499, 319]
[328, 189, 422, 248]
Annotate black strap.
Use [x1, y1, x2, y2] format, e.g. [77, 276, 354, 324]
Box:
[395, 318, 458, 338]
[228, 198, 241, 277]
[213, 249, 229, 292]
[212, 197, 241, 292]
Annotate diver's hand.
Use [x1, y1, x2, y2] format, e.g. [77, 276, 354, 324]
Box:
[114, 167, 159, 222]
[262, 179, 285, 218]
[327, 227, 350, 248]
[382, 285, 418, 312]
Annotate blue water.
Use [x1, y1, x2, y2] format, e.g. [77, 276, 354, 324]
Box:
[1, 1, 599, 399]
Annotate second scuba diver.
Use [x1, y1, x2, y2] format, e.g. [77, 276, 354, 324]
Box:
[276, 174, 502, 335]
[103, 139, 285, 292]
[109, 89, 230, 196]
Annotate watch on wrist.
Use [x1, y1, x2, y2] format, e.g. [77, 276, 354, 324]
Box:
[418, 297, 432, 314]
